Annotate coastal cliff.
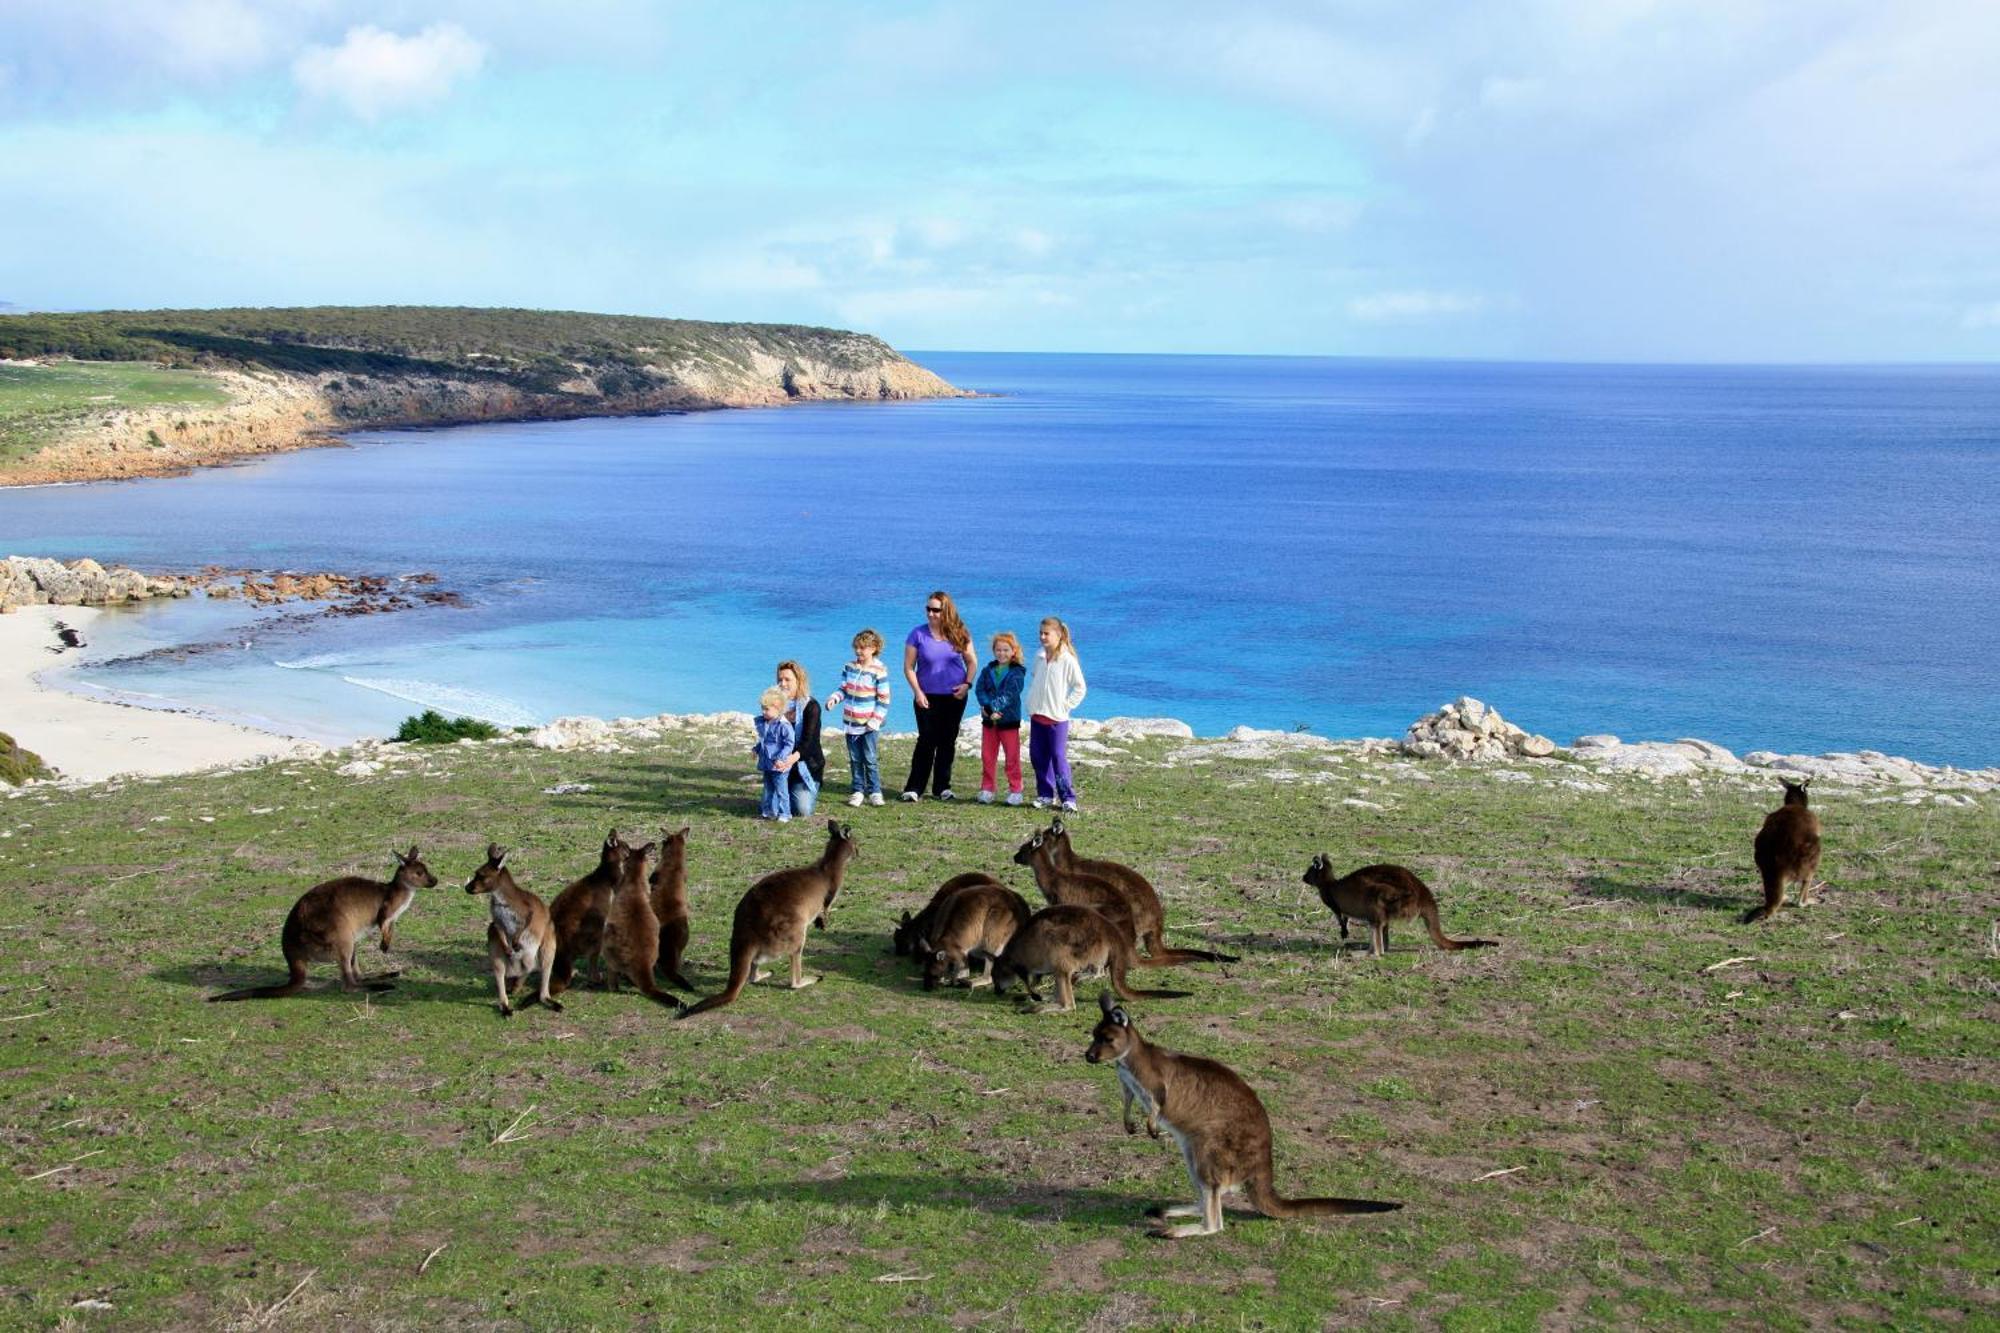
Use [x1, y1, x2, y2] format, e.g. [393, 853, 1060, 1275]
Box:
[0, 306, 967, 484]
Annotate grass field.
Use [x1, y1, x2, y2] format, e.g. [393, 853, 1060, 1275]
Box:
[0, 728, 1993, 1329]
[0, 362, 230, 464]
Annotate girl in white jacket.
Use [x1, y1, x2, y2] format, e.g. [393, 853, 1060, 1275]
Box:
[1026, 616, 1087, 811]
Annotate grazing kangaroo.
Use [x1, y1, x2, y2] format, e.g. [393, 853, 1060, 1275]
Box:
[679, 821, 858, 1019]
[464, 844, 561, 1017]
[893, 871, 1005, 956]
[548, 829, 628, 996]
[919, 882, 1032, 990]
[1012, 831, 1139, 945]
[649, 825, 696, 991]
[1046, 819, 1239, 966]
[1744, 778, 1823, 924]
[600, 839, 684, 1011]
[1085, 992, 1402, 1238]
[209, 847, 437, 1001]
[990, 904, 1193, 1013]
[1301, 857, 1496, 958]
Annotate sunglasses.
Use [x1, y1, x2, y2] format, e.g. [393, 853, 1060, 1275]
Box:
[926, 606, 944, 613]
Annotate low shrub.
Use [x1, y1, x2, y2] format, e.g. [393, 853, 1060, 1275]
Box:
[392, 710, 500, 744]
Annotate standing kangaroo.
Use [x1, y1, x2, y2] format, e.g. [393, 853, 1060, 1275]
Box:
[209, 847, 436, 1001]
[1085, 993, 1402, 1238]
[1012, 831, 1139, 945]
[649, 825, 696, 991]
[548, 829, 628, 996]
[1300, 857, 1496, 958]
[918, 882, 1032, 990]
[1046, 819, 1238, 966]
[463, 844, 561, 1017]
[990, 904, 1193, 1013]
[1744, 778, 1822, 924]
[679, 821, 858, 1019]
[893, 871, 1005, 957]
[600, 839, 684, 1011]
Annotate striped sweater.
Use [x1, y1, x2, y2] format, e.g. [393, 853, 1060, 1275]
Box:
[824, 659, 892, 734]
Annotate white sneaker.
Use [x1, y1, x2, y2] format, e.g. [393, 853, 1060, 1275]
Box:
[1061, 799, 1078, 813]
[975, 790, 994, 804]
[1033, 797, 1050, 810]
[777, 814, 791, 822]
[900, 791, 919, 803]
[847, 792, 865, 808]
[868, 792, 886, 806]
[938, 790, 957, 802]
[1005, 791, 1023, 806]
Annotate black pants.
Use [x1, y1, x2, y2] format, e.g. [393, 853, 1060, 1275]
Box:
[903, 690, 967, 796]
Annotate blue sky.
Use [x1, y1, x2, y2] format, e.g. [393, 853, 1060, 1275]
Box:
[2, 0, 1997, 361]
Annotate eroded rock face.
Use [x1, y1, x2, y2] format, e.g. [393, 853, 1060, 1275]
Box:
[1, 556, 192, 612]
[1401, 696, 1558, 763]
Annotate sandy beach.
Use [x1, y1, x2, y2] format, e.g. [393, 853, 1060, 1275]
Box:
[0, 605, 319, 783]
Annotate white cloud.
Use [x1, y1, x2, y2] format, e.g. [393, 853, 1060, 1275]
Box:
[1347, 290, 1486, 323]
[293, 23, 487, 121]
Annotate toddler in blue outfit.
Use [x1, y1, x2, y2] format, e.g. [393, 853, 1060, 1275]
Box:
[753, 686, 796, 821]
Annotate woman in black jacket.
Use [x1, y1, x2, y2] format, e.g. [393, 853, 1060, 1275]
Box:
[775, 659, 824, 816]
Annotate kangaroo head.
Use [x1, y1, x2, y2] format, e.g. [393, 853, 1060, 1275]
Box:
[920, 941, 957, 992]
[394, 845, 439, 890]
[620, 840, 657, 883]
[650, 826, 689, 885]
[1780, 778, 1812, 807]
[1012, 831, 1047, 867]
[464, 844, 511, 896]
[598, 827, 626, 871]
[1085, 990, 1136, 1064]
[1301, 853, 1331, 887]
[989, 955, 1025, 995]
[891, 909, 919, 956]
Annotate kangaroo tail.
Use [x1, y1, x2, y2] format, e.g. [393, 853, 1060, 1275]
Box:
[1109, 958, 1193, 1001]
[1247, 1170, 1401, 1219]
[677, 940, 753, 1019]
[1742, 866, 1783, 924]
[632, 971, 684, 1012]
[208, 959, 308, 1002]
[1134, 932, 1240, 967]
[1422, 903, 1496, 951]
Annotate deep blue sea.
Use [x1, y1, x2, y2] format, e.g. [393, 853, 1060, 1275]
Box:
[4, 353, 1998, 766]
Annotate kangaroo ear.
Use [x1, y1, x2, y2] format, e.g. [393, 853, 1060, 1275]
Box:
[933, 949, 947, 962]
[1098, 989, 1116, 1015]
[1050, 817, 1066, 835]
[494, 848, 509, 869]
[604, 827, 620, 849]
[1030, 832, 1044, 848]
[917, 935, 932, 953]
[678, 825, 691, 839]
[638, 842, 656, 860]
[1111, 1006, 1129, 1027]
[898, 910, 912, 927]
[486, 842, 503, 862]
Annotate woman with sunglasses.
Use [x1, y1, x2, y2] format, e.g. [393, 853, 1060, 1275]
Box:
[900, 590, 979, 801]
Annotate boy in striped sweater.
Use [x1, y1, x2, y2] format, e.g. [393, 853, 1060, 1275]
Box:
[824, 628, 892, 806]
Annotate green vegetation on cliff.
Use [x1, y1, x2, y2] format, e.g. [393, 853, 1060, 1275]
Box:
[0, 728, 1992, 1327]
[0, 729, 51, 784]
[0, 360, 230, 464]
[0, 306, 916, 395]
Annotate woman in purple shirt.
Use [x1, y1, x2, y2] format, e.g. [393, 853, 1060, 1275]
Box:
[900, 589, 979, 801]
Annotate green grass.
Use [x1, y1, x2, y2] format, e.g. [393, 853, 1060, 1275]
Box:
[0, 732, 1994, 1329]
[0, 361, 230, 463]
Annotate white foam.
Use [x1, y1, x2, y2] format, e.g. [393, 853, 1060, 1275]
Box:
[339, 675, 540, 728]
[272, 651, 360, 671]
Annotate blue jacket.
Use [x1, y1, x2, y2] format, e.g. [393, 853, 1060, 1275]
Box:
[974, 661, 1025, 729]
[753, 715, 795, 772]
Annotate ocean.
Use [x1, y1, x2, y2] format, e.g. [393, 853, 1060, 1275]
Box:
[5, 353, 1998, 766]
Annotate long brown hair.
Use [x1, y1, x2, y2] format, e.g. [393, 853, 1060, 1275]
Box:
[776, 659, 811, 699]
[927, 590, 970, 651]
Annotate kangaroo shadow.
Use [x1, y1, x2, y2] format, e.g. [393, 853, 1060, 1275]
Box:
[154, 942, 499, 1005]
[570, 760, 783, 821]
[1574, 873, 1748, 914]
[674, 1169, 1152, 1223]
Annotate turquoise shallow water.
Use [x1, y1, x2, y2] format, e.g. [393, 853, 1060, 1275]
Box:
[5, 353, 1998, 765]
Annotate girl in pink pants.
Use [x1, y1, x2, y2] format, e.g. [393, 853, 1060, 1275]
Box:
[974, 631, 1026, 804]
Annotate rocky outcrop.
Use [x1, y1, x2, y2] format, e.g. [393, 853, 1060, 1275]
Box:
[1401, 697, 1557, 762]
[0, 556, 192, 612]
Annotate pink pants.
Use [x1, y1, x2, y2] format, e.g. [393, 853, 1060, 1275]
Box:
[981, 725, 1022, 793]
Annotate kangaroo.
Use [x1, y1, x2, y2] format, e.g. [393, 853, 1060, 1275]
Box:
[649, 825, 696, 991]
[990, 904, 1193, 1013]
[1085, 992, 1402, 1238]
[600, 839, 684, 1011]
[1046, 818, 1239, 966]
[209, 847, 436, 1001]
[918, 882, 1032, 990]
[463, 844, 561, 1017]
[1301, 857, 1496, 958]
[679, 821, 858, 1019]
[1744, 778, 1822, 924]
[893, 871, 1005, 957]
[1012, 831, 1139, 946]
[548, 828, 628, 996]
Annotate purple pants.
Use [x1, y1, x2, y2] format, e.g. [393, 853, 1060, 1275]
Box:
[1029, 716, 1076, 802]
